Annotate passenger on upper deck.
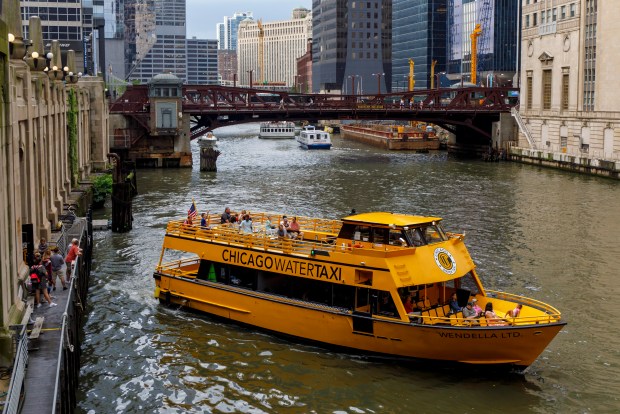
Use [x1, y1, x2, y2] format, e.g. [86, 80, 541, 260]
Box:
[221, 207, 232, 224]
[288, 217, 303, 240]
[277, 224, 287, 238]
[265, 216, 276, 234]
[239, 214, 253, 234]
[200, 213, 210, 229]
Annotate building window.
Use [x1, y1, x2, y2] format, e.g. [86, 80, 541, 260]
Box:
[561, 73, 569, 110]
[526, 15, 530, 27]
[570, 3, 576, 17]
[527, 76, 533, 110]
[542, 69, 552, 110]
[561, 6, 566, 19]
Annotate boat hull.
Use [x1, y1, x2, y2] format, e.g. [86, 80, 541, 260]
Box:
[299, 143, 332, 150]
[155, 275, 565, 368]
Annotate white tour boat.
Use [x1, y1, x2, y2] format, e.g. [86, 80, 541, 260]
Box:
[259, 121, 296, 139]
[297, 125, 332, 150]
[197, 131, 217, 147]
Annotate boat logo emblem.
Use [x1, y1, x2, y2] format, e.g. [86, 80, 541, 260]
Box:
[434, 248, 456, 275]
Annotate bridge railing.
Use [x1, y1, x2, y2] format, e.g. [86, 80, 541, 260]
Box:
[111, 85, 519, 114]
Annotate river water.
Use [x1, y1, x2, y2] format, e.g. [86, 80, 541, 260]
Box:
[78, 124, 620, 413]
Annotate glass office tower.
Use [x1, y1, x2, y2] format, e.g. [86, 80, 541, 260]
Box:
[312, 0, 392, 94]
[447, 0, 520, 86]
[392, 0, 447, 91]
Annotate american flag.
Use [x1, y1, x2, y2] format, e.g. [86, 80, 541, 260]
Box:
[187, 201, 198, 219]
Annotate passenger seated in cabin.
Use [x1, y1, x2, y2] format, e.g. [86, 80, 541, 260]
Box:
[472, 298, 483, 316]
[506, 303, 523, 318]
[462, 301, 478, 319]
[403, 296, 414, 314]
[449, 292, 461, 314]
[484, 302, 507, 326]
[287, 217, 303, 240]
[239, 214, 253, 234]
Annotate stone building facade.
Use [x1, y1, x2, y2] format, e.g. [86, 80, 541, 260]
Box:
[237, 9, 312, 87]
[0, 18, 109, 364]
[516, 0, 620, 173]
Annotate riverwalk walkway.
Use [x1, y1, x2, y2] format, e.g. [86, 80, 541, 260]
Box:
[21, 282, 72, 413]
[3, 214, 91, 414]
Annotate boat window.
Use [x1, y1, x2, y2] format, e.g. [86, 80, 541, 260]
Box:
[405, 224, 447, 246]
[375, 290, 398, 318]
[372, 227, 387, 244]
[353, 226, 371, 242]
[388, 229, 407, 246]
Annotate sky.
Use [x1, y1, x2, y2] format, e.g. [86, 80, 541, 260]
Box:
[186, 0, 313, 40]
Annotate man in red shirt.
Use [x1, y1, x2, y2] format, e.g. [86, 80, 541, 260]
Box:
[65, 238, 82, 280]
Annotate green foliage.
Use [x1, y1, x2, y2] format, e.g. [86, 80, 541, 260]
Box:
[131, 79, 141, 86]
[67, 88, 79, 186]
[92, 174, 113, 206]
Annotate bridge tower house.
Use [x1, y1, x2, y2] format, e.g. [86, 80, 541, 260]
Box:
[109, 73, 192, 167]
[146, 73, 192, 167]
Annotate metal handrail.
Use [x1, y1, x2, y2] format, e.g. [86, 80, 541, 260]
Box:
[511, 106, 537, 149]
[2, 325, 28, 414]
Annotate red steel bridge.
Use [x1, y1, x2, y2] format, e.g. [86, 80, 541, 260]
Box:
[110, 85, 518, 143]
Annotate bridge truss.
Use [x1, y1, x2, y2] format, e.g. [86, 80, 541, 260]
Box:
[109, 85, 518, 143]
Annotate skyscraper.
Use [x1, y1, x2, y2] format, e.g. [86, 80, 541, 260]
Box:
[237, 9, 311, 87]
[312, 0, 392, 94]
[446, 0, 520, 86]
[186, 38, 218, 85]
[392, 0, 447, 90]
[126, 0, 187, 84]
[217, 11, 253, 50]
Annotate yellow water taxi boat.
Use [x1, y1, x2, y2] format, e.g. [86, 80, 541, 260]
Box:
[153, 211, 565, 368]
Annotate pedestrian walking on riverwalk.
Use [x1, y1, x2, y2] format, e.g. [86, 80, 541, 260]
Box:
[50, 247, 68, 290]
[30, 255, 56, 308]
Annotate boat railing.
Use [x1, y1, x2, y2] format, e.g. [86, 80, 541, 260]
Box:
[156, 257, 200, 277]
[485, 290, 563, 322]
[414, 312, 561, 326]
[165, 220, 339, 255]
[165, 216, 427, 257]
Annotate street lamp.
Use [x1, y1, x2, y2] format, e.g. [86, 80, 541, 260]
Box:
[372, 72, 384, 95]
[233, 73, 237, 87]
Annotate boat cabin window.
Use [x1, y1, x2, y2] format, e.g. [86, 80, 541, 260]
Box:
[405, 223, 446, 246]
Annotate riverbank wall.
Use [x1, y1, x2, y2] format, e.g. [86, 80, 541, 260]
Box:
[0, 10, 108, 369]
[508, 146, 620, 179]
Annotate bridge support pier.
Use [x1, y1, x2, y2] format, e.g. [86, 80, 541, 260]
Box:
[200, 147, 221, 172]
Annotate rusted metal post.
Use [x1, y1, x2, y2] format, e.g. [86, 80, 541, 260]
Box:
[107, 153, 133, 232]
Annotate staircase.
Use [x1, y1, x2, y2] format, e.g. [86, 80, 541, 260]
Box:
[511, 106, 537, 149]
